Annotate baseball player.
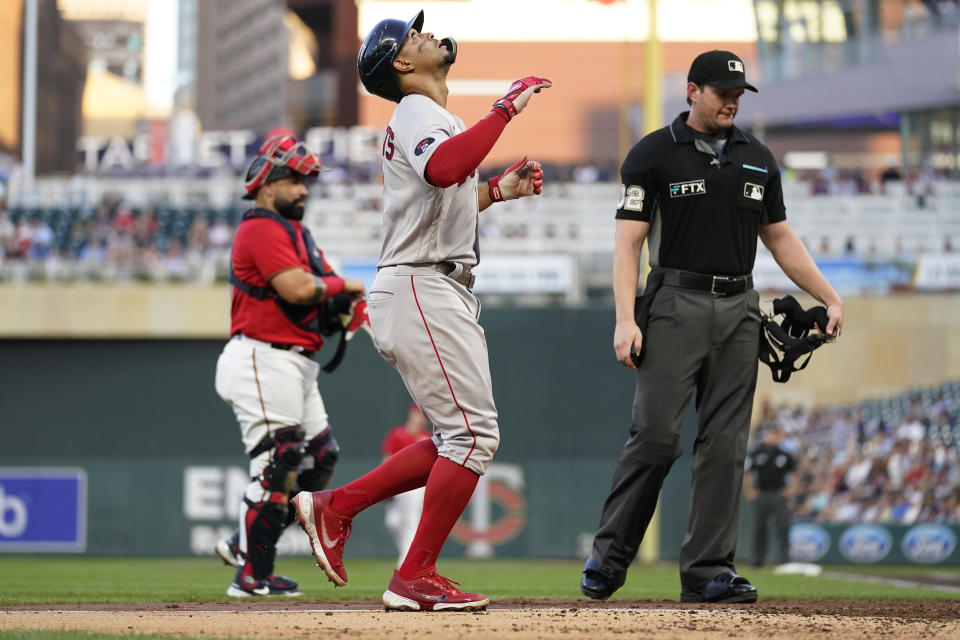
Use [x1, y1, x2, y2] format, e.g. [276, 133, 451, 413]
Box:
[381, 403, 432, 566]
[292, 9, 549, 611]
[214, 129, 367, 597]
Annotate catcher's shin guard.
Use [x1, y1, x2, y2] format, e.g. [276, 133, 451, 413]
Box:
[240, 425, 307, 578]
[240, 497, 287, 579]
[297, 430, 340, 491]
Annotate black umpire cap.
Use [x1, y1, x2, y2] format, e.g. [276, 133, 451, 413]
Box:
[688, 50, 758, 92]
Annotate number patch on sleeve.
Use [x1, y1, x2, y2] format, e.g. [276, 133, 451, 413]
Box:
[618, 184, 645, 211]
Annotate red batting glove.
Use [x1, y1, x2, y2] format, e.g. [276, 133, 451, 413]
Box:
[489, 156, 544, 202]
[525, 160, 545, 195]
[492, 76, 552, 121]
[345, 299, 373, 341]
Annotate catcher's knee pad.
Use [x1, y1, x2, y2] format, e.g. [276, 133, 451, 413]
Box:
[240, 498, 286, 579]
[251, 425, 306, 494]
[297, 429, 340, 491]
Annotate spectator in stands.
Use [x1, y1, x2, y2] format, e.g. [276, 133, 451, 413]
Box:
[133, 210, 158, 250]
[161, 237, 189, 281]
[945, 489, 960, 523]
[209, 215, 232, 252]
[880, 155, 903, 185]
[107, 216, 136, 280]
[28, 216, 53, 261]
[12, 216, 32, 259]
[186, 216, 211, 259]
[209, 215, 234, 278]
[113, 206, 135, 233]
[0, 210, 14, 261]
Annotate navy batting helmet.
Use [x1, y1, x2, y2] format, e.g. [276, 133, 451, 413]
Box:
[357, 10, 424, 102]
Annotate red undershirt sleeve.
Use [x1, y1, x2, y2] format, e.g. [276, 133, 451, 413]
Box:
[320, 276, 345, 298]
[424, 109, 510, 187]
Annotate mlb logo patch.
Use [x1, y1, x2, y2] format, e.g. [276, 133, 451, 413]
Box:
[728, 60, 744, 73]
[414, 137, 435, 156]
[744, 183, 764, 200]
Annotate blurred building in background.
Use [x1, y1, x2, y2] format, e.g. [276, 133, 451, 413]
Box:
[194, 0, 287, 133]
[355, 0, 760, 168]
[191, 0, 357, 134]
[1, 0, 86, 175]
[727, 0, 960, 179]
[59, 0, 147, 140]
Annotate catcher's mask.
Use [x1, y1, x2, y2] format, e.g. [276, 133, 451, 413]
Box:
[759, 295, 829, 383]
[242, 128, 322, 200]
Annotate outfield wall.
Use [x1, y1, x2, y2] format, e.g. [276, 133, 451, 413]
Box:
[1, 303, 959, 563]
[3, 286, 960, 406]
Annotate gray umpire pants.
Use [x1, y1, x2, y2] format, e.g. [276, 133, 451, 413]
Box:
[590, 284, 761, 591]
[752, 490, 791, 566]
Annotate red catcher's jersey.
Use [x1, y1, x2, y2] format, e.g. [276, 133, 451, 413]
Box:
[230, 217, 327, 350]
[381, 425, 431, 457]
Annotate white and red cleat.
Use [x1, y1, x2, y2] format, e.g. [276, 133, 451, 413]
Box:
[382, 570, 490, 611]
[292, 490, 351, 586]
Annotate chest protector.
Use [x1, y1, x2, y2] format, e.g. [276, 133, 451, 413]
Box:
[229, 208, 352, 370]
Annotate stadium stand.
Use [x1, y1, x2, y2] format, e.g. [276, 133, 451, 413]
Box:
[2, 175, 959, 285]
[753, 379, 960, 525]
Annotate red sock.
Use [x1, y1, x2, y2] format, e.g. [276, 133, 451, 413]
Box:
[398, 456, 479, 580]
[330, 438, 437, 518]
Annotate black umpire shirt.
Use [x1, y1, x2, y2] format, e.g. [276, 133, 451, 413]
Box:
[615, 111, 787, 276]
[745, 443, 796, 491]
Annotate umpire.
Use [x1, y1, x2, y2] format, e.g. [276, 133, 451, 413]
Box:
[580, 50, 843, 603]
[744, 425, 796, 567]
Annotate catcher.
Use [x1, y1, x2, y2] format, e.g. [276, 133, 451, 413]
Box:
[213, 128, 371, 597]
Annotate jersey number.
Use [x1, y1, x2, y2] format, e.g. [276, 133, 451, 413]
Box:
[382, 126, 395, 161]
[618, 184, 645, 212]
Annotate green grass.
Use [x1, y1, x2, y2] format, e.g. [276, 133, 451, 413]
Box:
[0, 557, 958, 605]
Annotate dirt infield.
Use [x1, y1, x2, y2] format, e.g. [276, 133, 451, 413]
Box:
[3, 600, 959, 639]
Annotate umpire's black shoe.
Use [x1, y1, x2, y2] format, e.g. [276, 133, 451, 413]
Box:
[580, 557, 626, 600]
[680, 572, 758, 603]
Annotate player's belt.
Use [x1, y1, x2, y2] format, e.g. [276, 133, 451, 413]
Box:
[269, 342, 317, 359]
[434, 261, 476, 290]
[658, 268, 753, 296]
[233, 333, 316, 359]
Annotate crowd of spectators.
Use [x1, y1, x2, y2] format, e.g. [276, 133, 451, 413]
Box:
[753, 381, 960, 526]
[792, 160, 951, 201]
[2, 166, 960, 283]
[0, 197, 237, 284]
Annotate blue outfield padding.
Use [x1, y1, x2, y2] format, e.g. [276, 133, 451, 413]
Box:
[0, 468, 86, 552]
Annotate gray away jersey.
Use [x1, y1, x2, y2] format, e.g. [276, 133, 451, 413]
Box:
[377, 94, 480, 268]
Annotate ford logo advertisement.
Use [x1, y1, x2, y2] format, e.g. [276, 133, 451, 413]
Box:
[839, 525, 893, 563]
[902, 524, 957, 564]
[789, 523, 831, 562]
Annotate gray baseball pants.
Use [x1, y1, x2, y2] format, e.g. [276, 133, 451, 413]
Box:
[590, 284, 761, 591]
[367, 265, 499, 476]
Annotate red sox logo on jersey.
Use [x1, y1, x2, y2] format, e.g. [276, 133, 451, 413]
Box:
[414, 137, 435, 156]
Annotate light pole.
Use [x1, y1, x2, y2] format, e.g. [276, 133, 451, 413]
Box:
[21, 0, 38, 188]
